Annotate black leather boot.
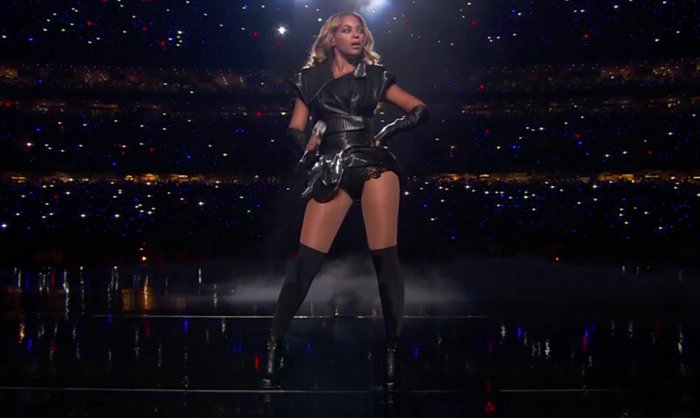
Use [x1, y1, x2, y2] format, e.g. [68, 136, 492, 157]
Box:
[261, 331, 282, 388]
[371, 246, 404, 341]
[371, 246, 404, 391]
[384, 338, 399, 391]
[262, 243, 327, 388]
[270, 243, 327, 339]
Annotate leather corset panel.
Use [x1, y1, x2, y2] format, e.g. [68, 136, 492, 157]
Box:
[324, 114, 371, 135]
[319, 130, 373, 156]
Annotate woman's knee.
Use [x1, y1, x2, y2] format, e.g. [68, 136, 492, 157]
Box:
[361, 173, 400, 250]
[363, 208, 399, 250]
[367, 238, 397, 251]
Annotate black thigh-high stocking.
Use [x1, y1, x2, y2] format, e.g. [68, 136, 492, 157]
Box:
[371, 245, 404, 340]
[270, 243, 327, 339]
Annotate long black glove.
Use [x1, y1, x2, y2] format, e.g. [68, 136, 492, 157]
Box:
[287, 127, 309, 151]
[287, 121, 326, 151]
[292, 121, 327, 172]
[374, 104, 430, 147]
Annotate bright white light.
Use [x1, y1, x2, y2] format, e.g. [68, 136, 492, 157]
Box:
[277, 26, 287, 35]
[358, 0, 390, 15]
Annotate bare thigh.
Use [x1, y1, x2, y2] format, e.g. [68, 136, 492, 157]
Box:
[299, 188, 354, 253]
[361, 170, 400, 250]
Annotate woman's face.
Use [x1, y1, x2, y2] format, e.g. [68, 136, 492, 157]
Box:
[332, 15, 366, 57]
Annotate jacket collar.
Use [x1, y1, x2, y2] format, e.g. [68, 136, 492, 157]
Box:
[323, 59, 366, 79]
[353, 61, 367, 78]
[302, 60, 366, 104]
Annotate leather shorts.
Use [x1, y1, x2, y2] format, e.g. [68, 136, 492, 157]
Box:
[302, 129, 404, 203]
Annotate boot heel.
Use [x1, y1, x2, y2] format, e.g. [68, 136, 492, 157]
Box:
[262, 332, 282, 389]
[384, 339, 399, 392]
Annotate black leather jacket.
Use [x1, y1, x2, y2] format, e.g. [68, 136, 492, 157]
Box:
[290, 60, 403, 202]
[292, 60, 396, 136]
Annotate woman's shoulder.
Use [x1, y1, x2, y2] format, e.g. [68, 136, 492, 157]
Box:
[298, 61, 326, 76]
[366, 63, 396, 87]
[365, 63, 395, 80]
[298, 64, 315, 75]
[291, 62, 332, 104]
[294, 63, 328, 89]
[366, 63, 388, 70]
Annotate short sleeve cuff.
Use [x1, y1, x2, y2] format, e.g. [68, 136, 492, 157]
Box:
[380, 70, 397, 101]
[289, 72, 308, 105]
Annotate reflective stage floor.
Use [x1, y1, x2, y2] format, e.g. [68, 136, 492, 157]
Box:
[1, 256, 698, 417]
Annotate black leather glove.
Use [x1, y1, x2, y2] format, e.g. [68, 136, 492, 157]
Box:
[287, 127, 309, 150]
[374, 104, 430, 147]
[292, 121, 327, 172]
[287, 120, 326, 151]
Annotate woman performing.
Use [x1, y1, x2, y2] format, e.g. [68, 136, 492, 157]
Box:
[263, 11, 429, 391]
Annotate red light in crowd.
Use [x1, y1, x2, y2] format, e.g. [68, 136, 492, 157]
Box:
[583, 33, 590, 40]
[647, 149, 654, 155]
[256, 111, 262, 118]
[142, 26, 148, 32]
[87, 20, 93, 27]
[4, 101, 11, 107]
[277, 39, 283, 45]
[253, 31, 258, 38]
[479, 84, 485, 90]
[484, 128, 491, 134]
[254, 355, 260, 371]
[471, 20, 477, 26]
[149, 147, 155, 152]
[160, 40, 166, 47]
[575, 133, 581, 139]
[484, 400, 496, 414]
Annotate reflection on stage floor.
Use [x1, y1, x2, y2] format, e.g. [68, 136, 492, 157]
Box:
[1, 256, 697, 417]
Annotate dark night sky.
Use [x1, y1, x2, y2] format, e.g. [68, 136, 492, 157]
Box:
[0, 0, 697, 74]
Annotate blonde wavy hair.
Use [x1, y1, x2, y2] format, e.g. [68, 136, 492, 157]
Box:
[303, 12, 381, 68]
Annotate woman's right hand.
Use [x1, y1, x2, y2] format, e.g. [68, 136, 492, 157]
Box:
[305, 134, 321, 152]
